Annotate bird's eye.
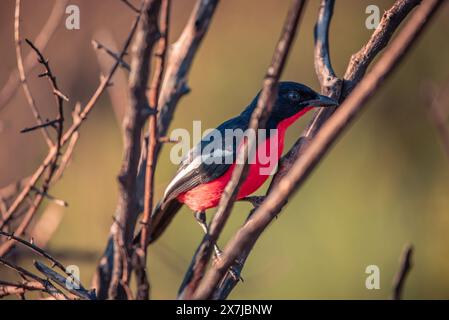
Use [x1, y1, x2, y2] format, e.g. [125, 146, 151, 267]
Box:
[287, 91, 300, 101]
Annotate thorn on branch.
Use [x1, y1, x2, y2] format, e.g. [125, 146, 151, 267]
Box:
[20, 119, 59, 133]
[158, 136, 179, 144]
[31, 187, 68, 207]
[92, 39, 131, 71]
[53, 89, 69, 102]
[120, 0, 141, 13]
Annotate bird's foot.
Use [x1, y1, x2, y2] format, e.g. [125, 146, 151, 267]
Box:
[213, 249, 244, 282]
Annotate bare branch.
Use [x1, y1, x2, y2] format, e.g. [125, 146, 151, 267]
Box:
[154, 0, 219, 158]
[344, 0, 421, 93]
[135, 0, 170, 300]
[0, 8, 142, 257]
[20, 118, 59, 134]
[34, 261, 95, 300]
[121, 0, 141, 13]
[101, 0, 162, 300]
[392, 244, 413, 300]
[0, 280, 46, 299]
[0, 257, 67, 300]
[194, 0, 443, 300]
[314, 0, 340, 96]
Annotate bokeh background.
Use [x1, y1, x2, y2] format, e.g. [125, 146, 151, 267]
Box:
[1, 0, 449, 299]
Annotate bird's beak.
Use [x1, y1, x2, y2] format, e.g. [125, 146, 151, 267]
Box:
[309, 94, 339, 107]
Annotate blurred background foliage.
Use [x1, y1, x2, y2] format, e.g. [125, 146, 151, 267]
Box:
[1, 0, 449, 299]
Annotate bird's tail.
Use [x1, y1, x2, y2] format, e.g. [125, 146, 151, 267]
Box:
[133, 198, 183, 245]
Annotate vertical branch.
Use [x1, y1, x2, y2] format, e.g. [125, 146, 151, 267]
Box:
[14, 0, 53, 147]
[155, 0, 219, 151]
[107, 0, 162, 300]
[195, 0, 443, 300]
[178, 0, 307, 300]
[392, 244, 413, 300]
[135, 0, 170, 301]
[314, 0, 339, 95]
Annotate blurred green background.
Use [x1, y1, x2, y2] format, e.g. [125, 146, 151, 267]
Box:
[1, 0, 449, 299]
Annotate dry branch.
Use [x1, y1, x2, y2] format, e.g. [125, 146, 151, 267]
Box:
[14, 0, 53, 147]
[92, 39, 131, 71]
[135, 0, 170, 301]
[1, 5, 143, 258]
[0, 257, 67, 300]
[94, 0, 162, 300]
[0, 231, 95, 300]
[194, 0, 443, 300]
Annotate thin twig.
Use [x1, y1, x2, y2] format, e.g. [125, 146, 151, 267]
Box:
[33, 261, 95, 300]
[392, 244, 413, 300]
[14, 0, 53, 147]
[155, 0, 219, 149]
[0, 257, 67, 300]
[121, 0, 141, 13]
[0, 280, 46, 299]
[0, 231, 65, 272]
[194, 0, 443, 300]
[92, 39, 131, 71]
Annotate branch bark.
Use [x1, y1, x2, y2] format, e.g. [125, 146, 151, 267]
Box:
[94, 0, 162, 300]
[135, 0, 170, 301]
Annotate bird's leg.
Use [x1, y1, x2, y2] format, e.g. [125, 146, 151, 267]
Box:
[193, 211, 242, 281]
[194, 211, 222, 257]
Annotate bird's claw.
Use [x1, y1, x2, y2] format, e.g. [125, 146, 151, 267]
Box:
[212, 250, 244, 282]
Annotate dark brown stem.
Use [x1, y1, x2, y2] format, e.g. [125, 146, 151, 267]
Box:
[135, 0, 170, 301]
[107, 0, 162, 300]
[14, 0, 53, 147]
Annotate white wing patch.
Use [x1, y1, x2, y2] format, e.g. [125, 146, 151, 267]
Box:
[162, 148, 234, 201]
